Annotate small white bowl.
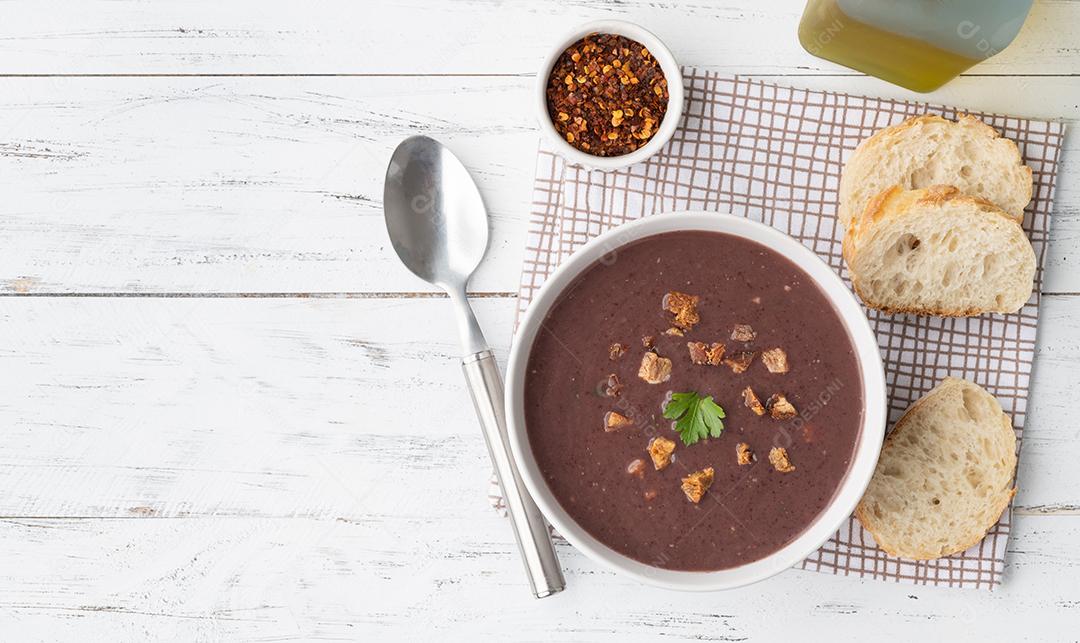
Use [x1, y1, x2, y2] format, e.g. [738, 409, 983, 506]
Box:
[534, 20, 685, 170]
[505, 212, 887, 591]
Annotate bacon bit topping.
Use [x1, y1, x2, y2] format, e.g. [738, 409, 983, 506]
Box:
[731, 324, 756, 342]
[664, 327, 684, 337]
[680, 467, 715, 503]
[687, 341, 725, 366]
[604, 373, 622, 397]
[686, 341, 706, 364]
[766, 394, 798, 420]
[626, 458, 646, 478]
[742, 386, 766, 416]
[662, 291, 700, 330]
[647, 436, 676, 470]
[769, 447, 796, 473]
[736, 442, 754, 466]
[638, 351, 672, 384]
[705, 343, 726, 365]
[643, 489, 658, 501]
[723, 350, 756, 374]
[604, 411, 634, 432]
[761, 347, 789, 374]
[609, 342, 627, 360]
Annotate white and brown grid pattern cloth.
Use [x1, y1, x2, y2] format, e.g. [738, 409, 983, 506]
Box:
[493, 70, 1066, 589]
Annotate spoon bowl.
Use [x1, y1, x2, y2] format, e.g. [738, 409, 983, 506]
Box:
[383, 135, 489, 289]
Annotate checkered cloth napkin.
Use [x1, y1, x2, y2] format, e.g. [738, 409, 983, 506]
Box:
[491, 70, 1066, 589]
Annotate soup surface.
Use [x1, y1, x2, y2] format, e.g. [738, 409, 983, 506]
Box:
[524, 230, 864, 571]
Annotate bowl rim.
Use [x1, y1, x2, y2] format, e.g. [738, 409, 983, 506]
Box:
[504, 211, 887, 591]
[533, 19, 685, 170]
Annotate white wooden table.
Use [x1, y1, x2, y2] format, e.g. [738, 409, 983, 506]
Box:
[1, 2, 1078, 640]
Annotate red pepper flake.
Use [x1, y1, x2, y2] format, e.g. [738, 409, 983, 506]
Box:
[545, 33, 670, 157]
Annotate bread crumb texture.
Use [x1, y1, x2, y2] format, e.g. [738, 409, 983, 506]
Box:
[855, 377, 1017, 560]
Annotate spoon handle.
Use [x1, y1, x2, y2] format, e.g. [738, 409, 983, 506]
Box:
[462, 350, 566, 598]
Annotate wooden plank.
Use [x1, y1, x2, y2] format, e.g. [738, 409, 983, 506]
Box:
[1, 74, 1078, 295]
[0, 295, 1076, 518]
[0, 0, 1076, 76]
[0, 512, 1077, 639]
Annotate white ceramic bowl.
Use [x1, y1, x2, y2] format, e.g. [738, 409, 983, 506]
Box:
[505, 212, 887, 591]
[534, 20, 685, 170]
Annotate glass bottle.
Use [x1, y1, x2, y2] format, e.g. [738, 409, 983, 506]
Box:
[798, 0, 1034, 93]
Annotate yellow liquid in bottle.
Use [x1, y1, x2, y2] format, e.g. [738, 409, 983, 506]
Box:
[799, 0, 981, 93]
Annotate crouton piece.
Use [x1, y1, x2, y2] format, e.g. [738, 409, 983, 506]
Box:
[642, 335, 655, 349]
[766, 394, 798, 420]
[724, 350, 756, 374]
[688, 341, 725, 366]
[736, 442, 754, 466]
[762, 347, 789, 374]
[769, 447, 796, 473]
[664, 327, 684, 337]
[687, 342, 707, 364]
[638, 351, 672, 384]
[663, 291, 700, 329]
[647, 436, 676, 470]
[706, 343, 726, 365]
[604, 373, 622, 397]
[742, 386, 766, 416]
[609, 343, 627, 360]
[731, 324, 756, 342]
[604, 411, 634, 432]
[626, 458, 646, 478]
[681, 467, 715, 503]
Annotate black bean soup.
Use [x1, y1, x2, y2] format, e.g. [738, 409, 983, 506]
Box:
[524, 230, 863, 571]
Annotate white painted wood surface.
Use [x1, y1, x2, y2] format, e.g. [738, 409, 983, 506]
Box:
[0, 1, 1078, 640]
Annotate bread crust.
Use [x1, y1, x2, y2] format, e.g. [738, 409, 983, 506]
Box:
[855, 488, 1016, 560]
[838, 113, 1032, 228]
[854, 378, 1018, 560]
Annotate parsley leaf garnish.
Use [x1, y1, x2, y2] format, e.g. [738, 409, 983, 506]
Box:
[663, 391, 726, 446]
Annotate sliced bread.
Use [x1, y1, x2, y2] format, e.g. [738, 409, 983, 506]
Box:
[855, 378, 1017, 560]
[838, 114, 1032, 228]
[842, 185, 1036, 316]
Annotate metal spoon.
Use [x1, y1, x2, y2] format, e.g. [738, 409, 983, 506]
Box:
[383, 135, 565, 598]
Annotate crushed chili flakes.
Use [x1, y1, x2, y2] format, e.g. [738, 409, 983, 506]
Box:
[545, 33, 670, 157]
